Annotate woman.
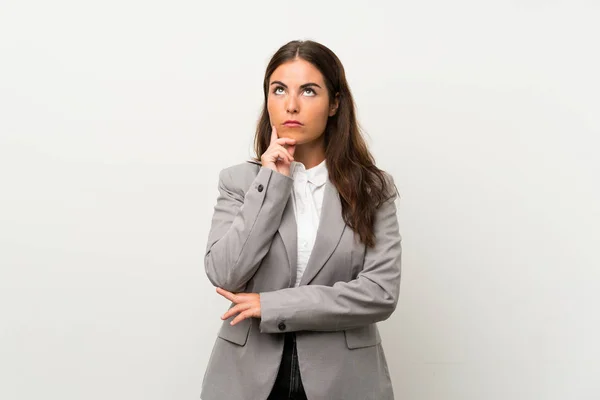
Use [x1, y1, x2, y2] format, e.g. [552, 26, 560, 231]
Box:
[201, 40, 402, 400]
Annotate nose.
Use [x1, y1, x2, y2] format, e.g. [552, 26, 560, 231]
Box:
[285, 96, 299, 114]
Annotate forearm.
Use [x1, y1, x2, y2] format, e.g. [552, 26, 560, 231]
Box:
[259, 239, 401, 333]
[205, 166, 293, 292]
[259, 277, 399, 333]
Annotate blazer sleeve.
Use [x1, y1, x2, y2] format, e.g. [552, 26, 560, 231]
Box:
[204, 165, 293, 293]
[259, 175, 402, 332]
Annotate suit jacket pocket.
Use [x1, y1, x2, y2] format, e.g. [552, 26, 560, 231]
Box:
[344, 323, 382, 349]
[217, 317, 252, 346]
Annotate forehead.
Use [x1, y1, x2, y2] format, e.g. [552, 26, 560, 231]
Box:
[269, 59, 325, 85]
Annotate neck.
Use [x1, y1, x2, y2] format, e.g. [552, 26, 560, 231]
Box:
[293, 136, 326, 169]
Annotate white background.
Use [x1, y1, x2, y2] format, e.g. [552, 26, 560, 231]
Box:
[1, 1, 599, 399]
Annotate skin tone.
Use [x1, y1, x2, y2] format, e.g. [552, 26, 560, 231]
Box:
[260, 125, 297, 177]
[267, 58, 339, 170]
[216, 58, 339, 326]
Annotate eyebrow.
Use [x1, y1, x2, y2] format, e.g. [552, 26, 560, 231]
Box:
[270, 80, 322, 90]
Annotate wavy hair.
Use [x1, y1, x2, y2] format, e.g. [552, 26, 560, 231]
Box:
[250, 40, 398, 248]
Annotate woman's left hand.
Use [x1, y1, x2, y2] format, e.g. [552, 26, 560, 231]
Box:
[216, 287, 261, 326]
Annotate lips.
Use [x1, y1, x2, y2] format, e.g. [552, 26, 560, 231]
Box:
[284, 120, 303, 126]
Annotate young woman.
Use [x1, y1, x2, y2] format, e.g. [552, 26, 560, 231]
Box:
[201, 40, 402, 400]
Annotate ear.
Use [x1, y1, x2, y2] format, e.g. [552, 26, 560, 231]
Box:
[329, 92, 340, 117]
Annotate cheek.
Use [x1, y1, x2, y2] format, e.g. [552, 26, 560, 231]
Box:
[267, 105, 279, 123]
[303, 107, 330, 138]
[267, 95, 280, 111]
[309, 107, 331, 128]
[306, 100, 331, 121]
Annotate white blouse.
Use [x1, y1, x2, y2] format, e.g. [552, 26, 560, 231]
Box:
[289, 158, 328, 287]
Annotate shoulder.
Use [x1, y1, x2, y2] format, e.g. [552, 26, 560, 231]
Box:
[219, 159, 261, 181]
[217, 159, 262, 193]
[378, 169, 399, 203]
[379, 169, 394, 184]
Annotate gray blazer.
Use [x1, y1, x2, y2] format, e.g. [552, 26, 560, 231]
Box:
[201, 160, 402, 400]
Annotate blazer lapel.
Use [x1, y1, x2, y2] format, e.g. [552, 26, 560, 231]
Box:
[276, 176, 347, 287]
[277, 194, 298, 286]
[299, 178, 347, 286]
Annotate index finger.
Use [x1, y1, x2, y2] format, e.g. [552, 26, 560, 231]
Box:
[270, 124, 278, 144]
[275, 137, 296, 146]
[216, 287, 237, 302]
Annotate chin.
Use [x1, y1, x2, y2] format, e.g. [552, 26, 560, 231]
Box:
[278, 131, 293, 139]
[284, 127, 306, 133]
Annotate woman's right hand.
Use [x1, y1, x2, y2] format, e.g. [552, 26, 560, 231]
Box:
[260, 125, 296, 177]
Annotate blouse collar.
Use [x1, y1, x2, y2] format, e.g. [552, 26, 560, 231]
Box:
[291, 158, 328, 187]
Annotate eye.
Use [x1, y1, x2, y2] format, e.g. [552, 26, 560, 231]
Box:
[271, 86, 316, 96]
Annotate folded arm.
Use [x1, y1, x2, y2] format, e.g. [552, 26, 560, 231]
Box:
[259, 179, 402, 333]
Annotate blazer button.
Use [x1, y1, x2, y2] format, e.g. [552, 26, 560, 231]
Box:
[257, 184, 264, 192]
[277, 322, 286, 331]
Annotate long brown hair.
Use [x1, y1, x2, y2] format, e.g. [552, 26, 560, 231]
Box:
[250, 40, 398, 248]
